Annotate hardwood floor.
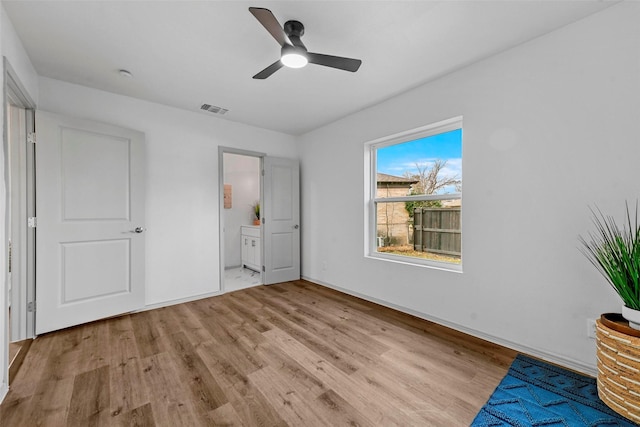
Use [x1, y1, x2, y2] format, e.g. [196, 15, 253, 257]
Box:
[0, 280, 517, 426]
[8, 338, 33, 385]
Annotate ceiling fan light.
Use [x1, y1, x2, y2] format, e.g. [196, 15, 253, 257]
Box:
[281, 52, 308, 68]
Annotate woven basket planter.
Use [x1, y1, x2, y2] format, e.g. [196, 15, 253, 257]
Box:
[596, 318, 640, 423]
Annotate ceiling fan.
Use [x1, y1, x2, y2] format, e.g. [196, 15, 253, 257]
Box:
[249, 7, 362, 79]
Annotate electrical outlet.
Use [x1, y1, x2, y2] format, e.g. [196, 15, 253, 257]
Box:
[587, 318, 597, 339]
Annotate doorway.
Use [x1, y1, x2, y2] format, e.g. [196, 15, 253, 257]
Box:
[6, 103, 34, 377]
[3, 59, 36, 390]
[220, 149, 264, 292]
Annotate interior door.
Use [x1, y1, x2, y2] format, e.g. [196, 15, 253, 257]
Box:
[35, 111, 146, 335]
[263, 156, 300, 284]
[8, 104, 28, 340]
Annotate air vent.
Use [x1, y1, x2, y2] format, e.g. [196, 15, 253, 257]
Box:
[200, 104, 229, 115]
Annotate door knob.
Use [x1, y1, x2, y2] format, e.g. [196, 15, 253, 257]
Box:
[133, 227, 145, 233]
[293, 224, 299, 229]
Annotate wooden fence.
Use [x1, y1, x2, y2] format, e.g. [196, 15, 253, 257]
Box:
[413, 207, 461, 256]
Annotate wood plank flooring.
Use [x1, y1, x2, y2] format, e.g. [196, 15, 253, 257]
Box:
[0, 279, 517, 426]
[9, 338, 33, 384]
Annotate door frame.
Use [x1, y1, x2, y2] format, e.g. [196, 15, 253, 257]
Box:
[218, 146, 265, 293]
[4, 59, 36, 341]
[2, 58, 36, 398]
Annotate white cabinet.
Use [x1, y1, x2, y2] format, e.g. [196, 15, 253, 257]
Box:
[241, 225, 261, 272]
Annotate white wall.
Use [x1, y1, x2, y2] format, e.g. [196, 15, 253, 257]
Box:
[223, 153, 260, 268]
[1, 4, 38, 105]
[0, 2, 39, 402]
[298, 2, 640, 373]
[38, 77, 296, 306]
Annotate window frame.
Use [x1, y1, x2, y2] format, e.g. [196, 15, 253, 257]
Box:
[365, 116, 463, 272]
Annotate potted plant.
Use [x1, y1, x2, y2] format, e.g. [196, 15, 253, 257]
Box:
[252, 202, 260, 225]
[580, 202, 640, 328]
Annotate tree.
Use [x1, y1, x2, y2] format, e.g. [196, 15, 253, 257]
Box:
[405, 160, 461, 195]
[404, 160, 461, 218]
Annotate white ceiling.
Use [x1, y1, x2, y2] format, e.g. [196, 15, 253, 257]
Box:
[3, 1, 615, 135]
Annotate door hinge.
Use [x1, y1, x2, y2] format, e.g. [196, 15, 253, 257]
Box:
[262, 265, 265, 272]
[27, 132, 36, 144]
[28, 217, 37, 228]
[261, 169, 265, 176]
[27, 301, 36, 312]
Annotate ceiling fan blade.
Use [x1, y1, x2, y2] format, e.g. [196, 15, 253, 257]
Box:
[253, 60, 284, 79]
[249, 7, 291, 47]
[307, 52, 362, 72]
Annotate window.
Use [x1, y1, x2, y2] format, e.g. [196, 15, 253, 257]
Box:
[366, 117, 462, 270]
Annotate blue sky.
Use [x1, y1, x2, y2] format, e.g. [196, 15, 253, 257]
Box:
[377, 129, 462, 192]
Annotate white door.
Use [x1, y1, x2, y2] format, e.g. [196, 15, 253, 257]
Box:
[35, 111, 146, 335]
[8, 104, 28, 340]
[263, 156, 300, 284]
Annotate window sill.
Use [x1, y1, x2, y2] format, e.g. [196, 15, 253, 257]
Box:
[365, 252, 463, 273]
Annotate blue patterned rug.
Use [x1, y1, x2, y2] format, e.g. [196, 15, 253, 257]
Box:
[471, 354, 637, 426]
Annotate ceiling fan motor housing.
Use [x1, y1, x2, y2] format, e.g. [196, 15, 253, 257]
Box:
[284, 20, 304, 37]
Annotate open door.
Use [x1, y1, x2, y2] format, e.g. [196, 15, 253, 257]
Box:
[7, 104, 30, 341]
[263, 156, 300, 284]
[35, 111, 146, 334]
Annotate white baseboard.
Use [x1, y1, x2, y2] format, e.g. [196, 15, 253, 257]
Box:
[0, 382, 8, 405]
[302, 275, 597, 377]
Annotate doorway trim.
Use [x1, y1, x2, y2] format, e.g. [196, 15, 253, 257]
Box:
[2, 57, 36, 400]
[218, 146, 265, 293]
[4, 58, 36, 341]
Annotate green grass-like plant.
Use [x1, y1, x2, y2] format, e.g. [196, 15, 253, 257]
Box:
[579, 202, 640, 310]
